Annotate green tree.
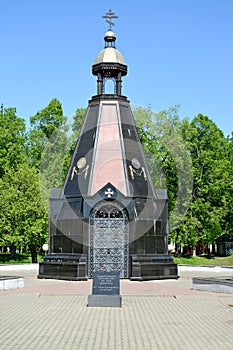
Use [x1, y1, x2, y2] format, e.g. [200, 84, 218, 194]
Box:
[0, 105, 26, 177]
[225, 133, 233, 239]
[28, 98, 70, 211]
[28, 98, 67, 168]
[39, 126, 70, 210]
[61, 107, 87, 182]
[133, 105, 193, 231]
[132, 106, 232, 254]
[0, 163, 48, 262]
[72, 107, 87, 138]
[178, 114, 230, 251]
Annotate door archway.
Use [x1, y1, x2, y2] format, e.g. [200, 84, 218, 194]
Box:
[89, 201, 129, 278]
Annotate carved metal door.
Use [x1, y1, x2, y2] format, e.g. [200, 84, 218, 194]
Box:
[89, 202, 129, 278]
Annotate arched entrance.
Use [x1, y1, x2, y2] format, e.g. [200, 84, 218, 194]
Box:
[89, 201, 129, 278]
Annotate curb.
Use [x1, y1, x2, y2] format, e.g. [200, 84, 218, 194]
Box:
[0, 264, 39, 271]
[178, 265, 233, 272]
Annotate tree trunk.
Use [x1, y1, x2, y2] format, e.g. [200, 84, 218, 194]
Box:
[211, 243, 216, 255]
[29, 244, 38, 263]
[10, 244, 16, 260]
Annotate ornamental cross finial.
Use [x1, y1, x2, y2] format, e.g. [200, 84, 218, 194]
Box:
[105, 188, 114, 198]
[102, 9, 118, 30]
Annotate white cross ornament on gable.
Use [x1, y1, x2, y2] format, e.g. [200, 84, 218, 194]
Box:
[105, 188, 114, 198]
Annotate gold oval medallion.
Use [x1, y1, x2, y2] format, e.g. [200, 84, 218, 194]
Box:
[132, 158, 141, 169]
[77, 157, 86, 169]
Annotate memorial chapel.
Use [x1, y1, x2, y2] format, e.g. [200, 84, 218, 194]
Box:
[38, 11, 178, 281]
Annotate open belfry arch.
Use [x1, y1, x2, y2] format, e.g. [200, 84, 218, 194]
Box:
[38, 10, 178, 280]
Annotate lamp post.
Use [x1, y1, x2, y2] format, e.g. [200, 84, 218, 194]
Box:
[42, 244, 49, 256]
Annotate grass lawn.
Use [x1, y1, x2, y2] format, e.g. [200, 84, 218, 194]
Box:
[1, 253, 233, 266]
[173, 255, 233, 266]
[0, 253, 44, 264]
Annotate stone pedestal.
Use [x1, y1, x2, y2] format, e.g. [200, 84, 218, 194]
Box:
[130, 255, 178, 280]
[88, 272, 121, 308]
[88, 295, 122, 307]
[38, 254, 88, 281]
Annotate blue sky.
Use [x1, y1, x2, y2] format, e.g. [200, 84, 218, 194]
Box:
[1, 0, 233, 136]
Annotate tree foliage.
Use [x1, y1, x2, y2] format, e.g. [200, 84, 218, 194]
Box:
[133, 106, 233, 252]
[133, 105, 193, 230]
[0, 100, 68, 261]
[177, 115, 231, 247]
[0, 105, 26, 177]
[60, 107, 87, 181]
[28, 98, 67, 168]
[0, 164, 48, 262]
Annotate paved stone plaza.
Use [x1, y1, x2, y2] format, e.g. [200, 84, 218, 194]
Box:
[0, 265, 233, 349]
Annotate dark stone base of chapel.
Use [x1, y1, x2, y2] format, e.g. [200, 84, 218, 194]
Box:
[38, 254, 178, 281]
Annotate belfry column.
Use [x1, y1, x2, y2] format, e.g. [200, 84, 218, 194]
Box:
[116, 72, 122, 95]
[97, 73, 103, 95]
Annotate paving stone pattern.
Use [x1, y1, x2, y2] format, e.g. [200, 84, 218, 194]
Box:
[0, 293, 233, 350]
[1, 266, 233, 349]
